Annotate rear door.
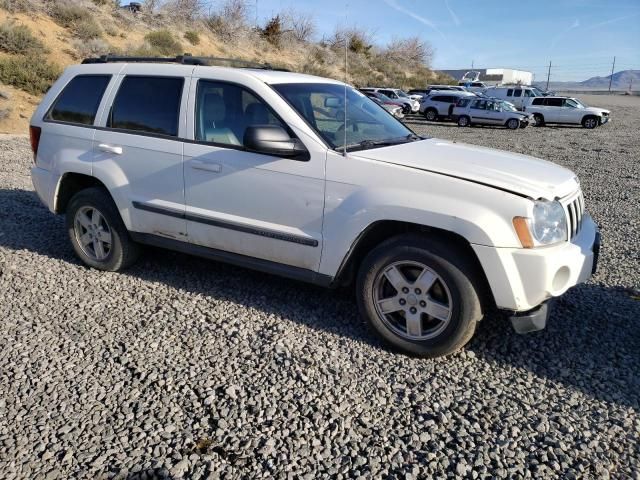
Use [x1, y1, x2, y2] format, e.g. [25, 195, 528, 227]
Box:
[468, 99, 489, 124]
[511, 89, 523, 109]
[544, 98, 564, 122]
[93, 65, 191, 239]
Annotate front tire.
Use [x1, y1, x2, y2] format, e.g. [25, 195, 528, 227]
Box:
[424, 108, 438, 122]
[582, 116, 598, 129]
[356, 235, 483, 357]
[66, 187, 140, 271]
[506, 118, 519, 130]
[457, 115, 470, 127]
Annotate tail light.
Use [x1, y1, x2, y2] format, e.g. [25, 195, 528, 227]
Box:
[29, 125, 41, 163]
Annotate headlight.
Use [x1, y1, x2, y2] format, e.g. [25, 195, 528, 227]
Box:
[513, 200, 567, 248]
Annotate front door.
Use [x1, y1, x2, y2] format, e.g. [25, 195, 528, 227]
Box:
[92, 69, 190, 239]
[183, 79, 326, 271]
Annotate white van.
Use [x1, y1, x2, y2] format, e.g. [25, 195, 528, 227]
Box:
[482, 86, 539, 110]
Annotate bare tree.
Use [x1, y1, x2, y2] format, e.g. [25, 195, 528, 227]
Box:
[204, 0, 250, 41]
[383, 36, 433, 66]
[161, 0, 204, 21]
[281, 9, 316, 42]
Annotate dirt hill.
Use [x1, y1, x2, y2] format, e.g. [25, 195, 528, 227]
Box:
[0, 0, 450, 134]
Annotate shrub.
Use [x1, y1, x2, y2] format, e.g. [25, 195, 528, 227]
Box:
[0, 107, 11, 121]
[184, 30, 200, 45]
[282, 10, 316, 42]
[0, 55, 61, 95]
[50, 2, 91, 28]
[261, 15, 282, 46]
[0, 0, 33, 13]
[74, 19, 102, 40]
[104, 26, 118, 37]
[144, 30, 182, 55]
[205, 0, 250, 42]
[73, 38, 111, 58]
[0, 22, 47, 55]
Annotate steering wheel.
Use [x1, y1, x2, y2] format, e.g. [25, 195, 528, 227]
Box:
[337, 119, 358, 133]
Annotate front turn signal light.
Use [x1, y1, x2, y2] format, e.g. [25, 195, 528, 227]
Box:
[513, 217, 534, 248]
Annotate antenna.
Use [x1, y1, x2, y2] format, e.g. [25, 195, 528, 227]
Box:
[343, 3, 349, 156]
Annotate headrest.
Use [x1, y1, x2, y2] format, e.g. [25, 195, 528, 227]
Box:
[202, 93, 225, 124]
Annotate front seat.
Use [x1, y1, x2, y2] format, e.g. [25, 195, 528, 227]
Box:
[201, 93, 241, 146]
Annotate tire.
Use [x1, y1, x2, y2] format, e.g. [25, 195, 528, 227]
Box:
[402, 104, 411, 114]
[533, 114, 544, 126]
[66, 187, 140, 271]
[356, 234, 483, 358]
[506, 118, 519, 130]
[457, 115, 470, 127]
[424, 108, 438, 122]
[582, 115, 598, 129]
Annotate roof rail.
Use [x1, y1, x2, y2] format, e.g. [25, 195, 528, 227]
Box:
[81, 54, 289, 71]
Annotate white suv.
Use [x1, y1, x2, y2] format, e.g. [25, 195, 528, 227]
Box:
[419, 91, 476, 121]
[525, 97, 611, 128]
[30, 56, 600, 357]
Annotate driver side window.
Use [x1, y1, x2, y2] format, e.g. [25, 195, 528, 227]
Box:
[195, 80, 284, 147]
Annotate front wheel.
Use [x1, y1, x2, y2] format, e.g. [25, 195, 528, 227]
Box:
[424, 108, 438, 121]
[356, 235, 483, 357]
[506, 118, 519, 130]
[582, 116, 598, 129]
[457, 115, 470, 127]
[66, 187, 140, 271]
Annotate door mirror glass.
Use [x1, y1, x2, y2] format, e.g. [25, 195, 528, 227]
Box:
[244, 125, 308, 159]
[324, 97, 343, 108]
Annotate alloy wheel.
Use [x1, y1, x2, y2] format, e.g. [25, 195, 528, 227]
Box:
[74, 206, 112, 261]
[373, 261, 453, 340]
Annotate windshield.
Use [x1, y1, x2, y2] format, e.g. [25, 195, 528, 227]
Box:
[567, 98, 586, 108]
[396, 90, 410, 98]
[531, 87, 544, 96]
[501, 101, 517, 112]
[273, 83, 417, 151]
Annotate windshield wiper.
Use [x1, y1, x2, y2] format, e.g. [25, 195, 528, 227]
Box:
[343, 134, 422, 152]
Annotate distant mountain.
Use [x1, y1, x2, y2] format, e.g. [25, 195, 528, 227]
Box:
[540, 70, 640, 91]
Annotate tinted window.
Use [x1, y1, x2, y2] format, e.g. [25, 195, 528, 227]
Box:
[507, 89, 513, 96]
[109, 76, 183, 136]
[431, 96, 445, 102]
[48, 75, 111, 125]
[513, 89, 522, 97]
[471, 100, 486, 110]
[532, 98, 544, 105]
[547, 98, 563, 107]
[195, 80, 285, 146]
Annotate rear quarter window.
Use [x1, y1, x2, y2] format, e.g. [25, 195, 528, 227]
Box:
[532, 98, 544, 105]
[47, 75, 111, 125]
[108, 76, 183, 137]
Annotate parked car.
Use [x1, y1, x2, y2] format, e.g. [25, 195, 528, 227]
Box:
[459, 81, 488, 93]
[361, 87, 420, 113]
[408, 85, 467, 99]
[368, 95, 405, 119]
[360, 89, 409, 115]
[453, 97, 532, 129]
[525, 97, 610, 128]
[482, 86, 540, 110]
[419, 91, 476, 121]
[30, 56, 600, 358]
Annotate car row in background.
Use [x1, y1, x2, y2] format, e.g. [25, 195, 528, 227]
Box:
[360, 87, 420, 113]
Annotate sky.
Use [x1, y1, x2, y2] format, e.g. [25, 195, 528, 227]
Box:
[244, 0, 640, 82]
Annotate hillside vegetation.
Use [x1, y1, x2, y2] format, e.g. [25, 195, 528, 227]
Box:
[0, 0, 453, 133]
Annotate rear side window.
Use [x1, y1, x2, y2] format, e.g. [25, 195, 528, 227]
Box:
[532, 98, 544, 105]
[431, 96, 445, 102]
[507, 89, 513, 96]
[547, 98, 563, 107]
[108, 76, 183, 137]
[47, 75, 111, 125]
[513, 89, 522, 97]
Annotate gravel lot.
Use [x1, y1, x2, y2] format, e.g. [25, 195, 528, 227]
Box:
[0, 94, 638, 479]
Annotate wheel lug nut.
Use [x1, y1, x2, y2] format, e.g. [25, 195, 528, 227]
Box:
[402, 287, 409, 293]
[399, 299, 406, 305]
[415, 288, 421, 295]
[410, 307, 417, 314]
[420, 300, 426, 307]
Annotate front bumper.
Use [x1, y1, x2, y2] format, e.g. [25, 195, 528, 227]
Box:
[473, 213, 600, 312]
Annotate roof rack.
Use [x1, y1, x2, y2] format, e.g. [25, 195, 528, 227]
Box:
[81, 54, 289, 71]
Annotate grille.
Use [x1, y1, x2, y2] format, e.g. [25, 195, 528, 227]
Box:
[564, 191, 585, 240]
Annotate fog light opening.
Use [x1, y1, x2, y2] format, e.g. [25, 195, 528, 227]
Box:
[552, 266, 571, 293]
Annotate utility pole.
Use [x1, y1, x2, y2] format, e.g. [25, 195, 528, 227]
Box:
[471, 60, 474, 70]
[608, 56, 616, 93]
[545, 61, 552, 91]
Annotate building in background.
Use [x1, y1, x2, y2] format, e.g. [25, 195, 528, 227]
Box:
[438, 68, 534, 86]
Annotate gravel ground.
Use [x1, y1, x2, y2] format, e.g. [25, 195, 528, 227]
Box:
[0, 94, 638, 479]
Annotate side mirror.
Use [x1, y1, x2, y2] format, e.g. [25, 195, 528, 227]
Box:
[244, 125, 308, 160]
[324, 97, 343, 108]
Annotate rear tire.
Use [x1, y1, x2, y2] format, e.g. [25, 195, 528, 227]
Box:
[356, 234, 483, 357]
[533, 114, 544, 126]
[582, 116, 598, 129]
[424, 108, 438, 122]
[66, 187, 140, 271]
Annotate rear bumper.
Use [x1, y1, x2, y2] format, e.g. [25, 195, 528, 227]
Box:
[473, 213, 600, 312]
[31, 166, 57, 213]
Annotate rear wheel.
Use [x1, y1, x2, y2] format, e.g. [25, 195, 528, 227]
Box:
[457, 115, 470, 127]
[506, 118, 519, 130]
[356, 235, 483, 357]
[582, 116, 598, 129]
[66, 187, 140, 271]
[533, 114, 544, 126]
[424, 108, 438, 121]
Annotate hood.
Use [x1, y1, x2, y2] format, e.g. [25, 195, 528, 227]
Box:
[351, 138, 579, 200]
[585, 106, 610, 115]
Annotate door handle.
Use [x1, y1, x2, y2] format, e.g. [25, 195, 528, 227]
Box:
[191, 160, 222, 173]
[98, 144, 123, 155]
